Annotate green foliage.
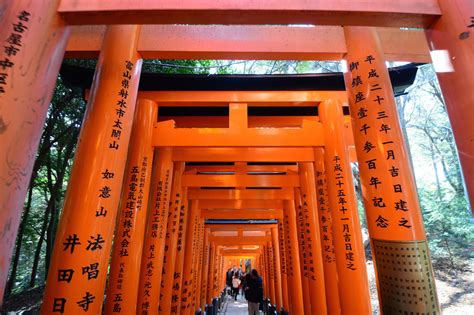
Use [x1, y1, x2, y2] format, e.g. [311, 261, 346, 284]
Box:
[394, 64, 473, 267]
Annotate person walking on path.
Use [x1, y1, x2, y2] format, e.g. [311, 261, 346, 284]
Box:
[244, 269, 263, 315]
[232, 275, 241, 300]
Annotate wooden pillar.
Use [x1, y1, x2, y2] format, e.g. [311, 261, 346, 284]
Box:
[190, 219, 204, 312]
[277, 221, 290, 311]
[271, 226, 283, 311]
[263, 245, 269, 299]
[283, 200, 305, 315]
[266, 240, 276, 305]
[200, 228, 210, 309]
[320, 99, 372, 314]
[41, 25, 142, 315]
[294, 189, 312, 315]
[298, 162, 328, 314]
[314, 148, 342, 315]
[343, 26, 440, 314]
[137, 148, 174, 314]
[104, 99, 157, 314]
[425, 0, 474, 209]
[159, 163, 186, 313]
[0, 0, 70, 302]
[207, 242, 216, 304]
[170, 189, 189, 314]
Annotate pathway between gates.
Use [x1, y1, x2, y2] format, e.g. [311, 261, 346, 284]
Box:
[221, 293, 252, 315]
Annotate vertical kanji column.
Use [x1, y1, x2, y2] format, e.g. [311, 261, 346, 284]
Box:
[0, 1, 70, 302]
[425, 0, 474, 208]
[320, 99, 372, 314]
[190, 219, 204, 312]
[137, 148, 174, 314]
[180, 201, 198, 314]
[207, 242, 216, 304]
[344, 27, 440, 314]
[41, 25, 142, 315]
[104, 99, 157, 314]
[270, 226, 283, 311]
[314, 148, 341, 315]
[170, 188, 189, 314]
[159, 163, 186, 313]
[200, 228, 210, 309]
[283, 200, 305, 315]
[263, 245, 270, 299]
[294, 189, 312, 314]
[266, 239, 276, 304]
[298, 162, 328, 314]
[277, 220, 290, 311]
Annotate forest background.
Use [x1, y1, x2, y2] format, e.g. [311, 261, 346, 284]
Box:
[2, 59, 473, 313]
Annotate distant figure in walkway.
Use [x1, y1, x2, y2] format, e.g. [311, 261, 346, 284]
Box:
[232, 275, 241, 300]
[244, 269, 263, 315]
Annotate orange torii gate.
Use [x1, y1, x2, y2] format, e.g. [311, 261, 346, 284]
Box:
[1, 1, 472, 314]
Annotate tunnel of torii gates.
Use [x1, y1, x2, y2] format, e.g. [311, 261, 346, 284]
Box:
[0, 1, 473, 315]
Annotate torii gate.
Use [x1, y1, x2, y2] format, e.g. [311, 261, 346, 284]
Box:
[1, 1, 472, 314]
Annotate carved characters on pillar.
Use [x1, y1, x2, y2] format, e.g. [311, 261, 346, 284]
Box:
[300, 194, 317, 281]
[331, 155, 356, 271]
[170, 191, 187, 314]
[278, 222, 287, 276]
[296, 203, 308, 276]
[109, 61, 134, 151]
[315, 169, 337, 265]
[140, 168, 171, 314]
[283, 215, 294, 277]
[0, 10, 31, 95]
[54, 235, 101, 313]
[348, 55, 414, 234]
[108, 155, 148, 313]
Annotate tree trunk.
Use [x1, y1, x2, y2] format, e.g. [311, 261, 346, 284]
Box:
[45, 128, 80, 275]
[4, 184, 34, 297]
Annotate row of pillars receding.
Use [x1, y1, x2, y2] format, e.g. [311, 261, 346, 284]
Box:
[1, 1, 472, 314]
[32, 22, 440, 313]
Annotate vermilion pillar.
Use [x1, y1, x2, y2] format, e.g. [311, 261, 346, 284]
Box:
[283, 200, 305, 315]
[320, 99, 372, 314]
[298, 162, 328, 314]
[170, 188, 189, 314]
[200, 228, 210, 309]
[105, 99, 157, 314]
[159, 163, 186, 313]
[0, 0, 70, 302]
[41, 25, 142, 315]
[314, 148, 341, 315]
[182, 204, 199, 314]
[425, 0, 474, 209]
[277, 221, 290, 311]
[344, 27, 440, 313]
[207, 242, 216, 304]
[137, 148, 174, 314]
[192, 220, 204, 312]
[270, 226, 283, 311]
[266, 240, 276, 304]
[263, 245, 269, 298]
[294, 189, 312, 314]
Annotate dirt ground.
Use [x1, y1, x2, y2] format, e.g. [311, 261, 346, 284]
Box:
[366, 260, 474, 314]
